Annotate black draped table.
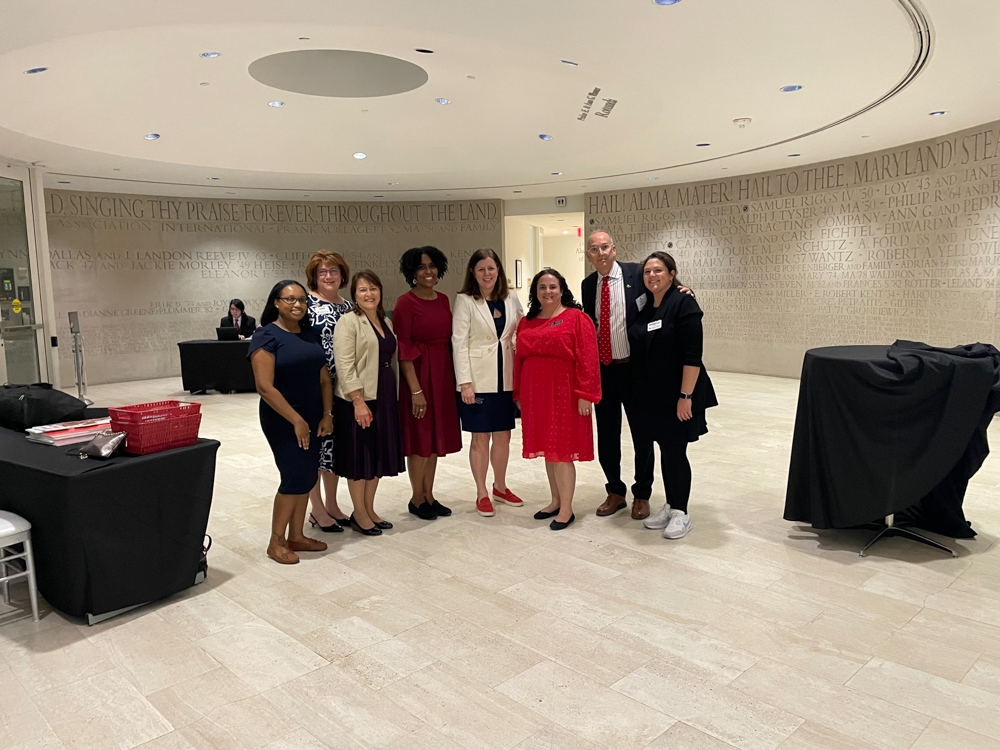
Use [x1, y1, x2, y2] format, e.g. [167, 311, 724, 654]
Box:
[0, 426, 219, 622]
[178, 339, 256, 394]
[784, 341, 1000, 555]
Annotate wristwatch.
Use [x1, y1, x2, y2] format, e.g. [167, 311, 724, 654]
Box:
[679, 392, 692, 400]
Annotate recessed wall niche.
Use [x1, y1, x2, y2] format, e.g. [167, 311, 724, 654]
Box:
[45, 193, 503, 384]
[585, 120, 1000, 378]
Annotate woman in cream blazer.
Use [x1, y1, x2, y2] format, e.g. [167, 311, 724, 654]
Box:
[331, 270, 404, 535]
[451, 248, 525, 516]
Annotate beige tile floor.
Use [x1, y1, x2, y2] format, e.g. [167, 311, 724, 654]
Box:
[3, 372, 1000, 750]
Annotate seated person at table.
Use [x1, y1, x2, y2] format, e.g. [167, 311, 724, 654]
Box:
[221, 299, 257, 339]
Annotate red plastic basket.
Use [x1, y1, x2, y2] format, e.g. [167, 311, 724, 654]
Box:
[109, 401, 202, 454]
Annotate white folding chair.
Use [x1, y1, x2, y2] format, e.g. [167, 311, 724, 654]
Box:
[0, 511, 39, 622]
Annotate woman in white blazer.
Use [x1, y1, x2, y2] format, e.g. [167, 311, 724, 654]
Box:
[451, 248, 525, 516]
[332, 270, 404, 536]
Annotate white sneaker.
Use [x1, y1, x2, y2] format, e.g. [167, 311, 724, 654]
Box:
[643, 502, 671, 530]
[663, 510, 691, 539]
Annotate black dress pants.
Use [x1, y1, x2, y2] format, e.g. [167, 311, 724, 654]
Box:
[655, 430, 691, 513]
[595, 362, 654, 499]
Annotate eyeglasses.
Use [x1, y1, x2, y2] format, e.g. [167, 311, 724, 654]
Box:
[587, 244, 613, 254]
[278, 297, 308, 306]
[317, 269, 340, 277]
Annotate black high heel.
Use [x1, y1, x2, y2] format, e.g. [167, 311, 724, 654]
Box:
[349, 514, 382, 536]
[373, 520, 393, 530]
[309, 514, 344, 533]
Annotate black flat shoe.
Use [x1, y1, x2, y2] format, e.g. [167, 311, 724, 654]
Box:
[430, 500, 452, 517]
[409, 500, 438, 520]
[534, 509, 559, 520]
[373, 520, 393, 530]
[349, 514, 382, 536]
[550, 514, 576, 531]
[309, 514, 344, 533]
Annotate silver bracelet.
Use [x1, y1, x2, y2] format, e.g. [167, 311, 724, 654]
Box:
[412, 389, 423, 395]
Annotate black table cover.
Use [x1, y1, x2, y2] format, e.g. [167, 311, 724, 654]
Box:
[0, 427, 219, 618]
[784, 341, 1000, 538]
[177, 339, 256, 394]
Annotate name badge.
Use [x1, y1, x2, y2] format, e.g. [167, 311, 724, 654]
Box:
[549, 319, 564, 327]
[647, 320, 662, 332]
[636, 295, 647, 312]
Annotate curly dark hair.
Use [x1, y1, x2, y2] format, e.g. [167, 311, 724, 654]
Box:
[460, 248, 509, 301]
[399, 246, 448, 288]
[525, 268, 583, 320]
[260, 280, 311, 328]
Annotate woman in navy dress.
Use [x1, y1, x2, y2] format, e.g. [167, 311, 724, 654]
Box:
[332, 271, 405, 535]
[249, 280, 333, 564]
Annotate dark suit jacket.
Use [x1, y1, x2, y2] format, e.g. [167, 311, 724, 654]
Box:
[581, 261, 645, 333]
[627, 286, 718, 442]
[220, 314, 257, 337]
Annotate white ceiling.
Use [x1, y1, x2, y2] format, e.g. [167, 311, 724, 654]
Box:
[0, 0, 998, 201]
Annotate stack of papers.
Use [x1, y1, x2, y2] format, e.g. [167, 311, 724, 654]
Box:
[25, 417, 112, 446]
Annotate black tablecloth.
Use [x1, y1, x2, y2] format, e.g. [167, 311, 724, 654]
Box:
[0, 427, 219, 618]
[784, 341, 1000, 538]
[178, 339, 256, 393]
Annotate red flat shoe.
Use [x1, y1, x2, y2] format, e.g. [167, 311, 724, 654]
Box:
[492, 486, 524, 507]
[476, 497, 496, 517]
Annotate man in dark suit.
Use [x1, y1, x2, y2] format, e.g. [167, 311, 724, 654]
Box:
[220, 298, 257, 339]
[582, 231, 656, 519]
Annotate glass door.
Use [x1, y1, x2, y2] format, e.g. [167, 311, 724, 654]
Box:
[0, 166, 42, 384]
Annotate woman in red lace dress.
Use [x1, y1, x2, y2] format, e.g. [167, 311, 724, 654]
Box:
[513, 268, 601, 530]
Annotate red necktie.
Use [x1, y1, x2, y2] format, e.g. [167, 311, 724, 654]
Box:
[599, 276, 613, 366]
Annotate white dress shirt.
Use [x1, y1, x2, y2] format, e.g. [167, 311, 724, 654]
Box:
[595, 261, 630, 359]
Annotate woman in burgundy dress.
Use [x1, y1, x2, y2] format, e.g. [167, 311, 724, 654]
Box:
[514, 268, 601, 531]
[394, 246, 462, 520]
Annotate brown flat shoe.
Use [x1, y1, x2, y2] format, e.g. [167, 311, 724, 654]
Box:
[596, 493, 627, 517]
[288, 537, 328, 552]
[631, 498, 650, 520]
[267, 546, 300, 565]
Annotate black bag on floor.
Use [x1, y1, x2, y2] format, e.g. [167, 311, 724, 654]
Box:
[0, 383, 88, 430]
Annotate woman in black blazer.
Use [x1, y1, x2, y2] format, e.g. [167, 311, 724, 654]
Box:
[221, 299, 257, 339]
[627, 251, 717, 540]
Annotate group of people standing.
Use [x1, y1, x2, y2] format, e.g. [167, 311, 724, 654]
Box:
[247, 232, 716, 565]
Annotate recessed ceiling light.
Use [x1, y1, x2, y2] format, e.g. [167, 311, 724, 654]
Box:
[435, 98, 451, 105]
[696, 143, 710, 147]
[353, 152, 367, 159]
[374, 195, 384, 198]
[513, 190, 522, 193]
[788, 153, 801, 157]
[199, 82, 210, 86]
[558, 219, 565, 222]
[539, 134, 553, 141]
[57, 181, 70, 184]
[113, 168, 121, 171]
[467, 75, 476, 79]
[721, 167, 728, 170]
[654, 0, 681, 4]
[144, 133, 160, 140]
[551, 172, 562, 175]
[208, 177, 220, 180]
[780, 85, 802, 92]
[200, 52, 221, 58]
[360, 109, 369, 113]
[414, 48, 434, 54]
[929, 110, 947, 116]
[388, 182, 399, 185]
[268, 101, 284, 107]
[649, 177, 659, 180]
[561, 60, 579, 66]
[24, 67, 48, 74]
[563, 231, 570, 235]
[298, 37, 310, 40]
